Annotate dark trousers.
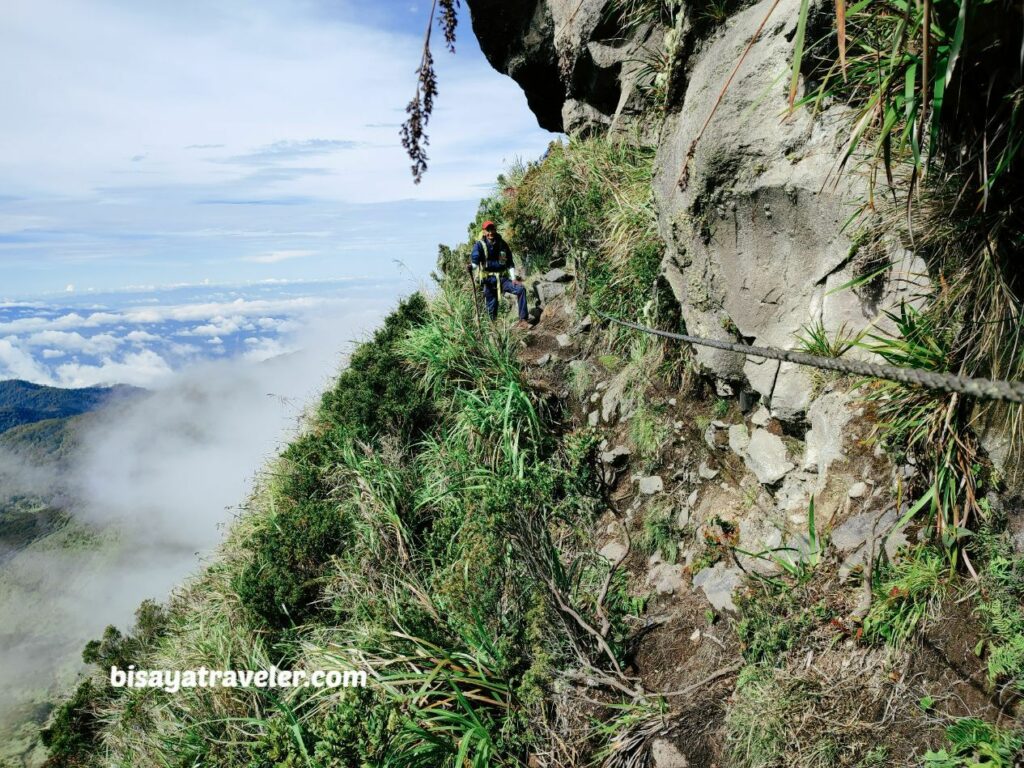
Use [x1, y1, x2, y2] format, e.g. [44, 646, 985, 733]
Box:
[482, 276, 528, 320]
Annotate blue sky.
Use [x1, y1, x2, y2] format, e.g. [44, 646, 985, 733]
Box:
[0, 0, 554, 299]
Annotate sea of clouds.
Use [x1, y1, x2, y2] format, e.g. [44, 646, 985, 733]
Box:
[0, 277, 418, 732]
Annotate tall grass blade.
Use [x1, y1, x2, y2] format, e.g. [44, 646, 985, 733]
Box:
[835, 0, 847, 80]
[789, 0, 812, 109]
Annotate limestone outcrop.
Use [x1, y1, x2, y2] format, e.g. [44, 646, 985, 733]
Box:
[466, 0, 931, 419]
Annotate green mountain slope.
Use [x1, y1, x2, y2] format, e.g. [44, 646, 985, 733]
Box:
[37, 133, 1024, 767]
[0, 381, 140, 436]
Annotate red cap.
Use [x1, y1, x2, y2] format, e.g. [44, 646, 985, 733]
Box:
[481, 220, 496, 231]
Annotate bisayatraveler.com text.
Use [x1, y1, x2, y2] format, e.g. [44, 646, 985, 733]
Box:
[109, 665, 367, 693]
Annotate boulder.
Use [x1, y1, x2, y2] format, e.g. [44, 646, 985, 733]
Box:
[750, 405, 771, 427]
[743, 429, 794, 485]
[728, 423, 750, 455]
[599, 445, 631, 467]
[803, 391, 854, 475]
[647, 560, 685, 594]
[833, 507, 911, 580]
[697, 462, 719, 480]
[599, 540, 628, 563]
[693, 562, 743, 612]
[535, 281, 567, 307]
[847, 481, 868, 499]
[573, 314, 593, 334]
[601, 369, 636, 422]
[541, 267, 573, 283]
[638, 475, 664, 495]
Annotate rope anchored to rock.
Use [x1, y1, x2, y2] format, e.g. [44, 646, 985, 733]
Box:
[594, 311, 1024, 405]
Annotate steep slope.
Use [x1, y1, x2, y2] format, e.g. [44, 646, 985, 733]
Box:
[34, 2, 1024, 766]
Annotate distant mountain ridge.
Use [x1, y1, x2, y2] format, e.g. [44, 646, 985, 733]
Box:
[0, 380, 141, 436]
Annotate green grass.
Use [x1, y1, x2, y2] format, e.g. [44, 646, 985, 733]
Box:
[44, 259, 613, 765]
[863, 545, 948, 647]
[793, 0, 1024, 499]
[637, 505, 679, 563]
[497, 137, 667, 338]
[923, 718, 1023, 767]
[797, 319, 861, 359]
[859, 302, 986, 548]
[629, 401, 669, 462]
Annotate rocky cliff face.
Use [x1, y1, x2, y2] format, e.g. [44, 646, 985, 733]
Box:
[466, 0, 664, 138]
[465, 0, 929, 420]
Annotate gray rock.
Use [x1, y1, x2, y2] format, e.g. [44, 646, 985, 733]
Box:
[668, 397, 677, 406]
[534, 353, 551, 367]
[698, 462, 719, 480]
[542, 268, 572, 283]
[1004, 498, 1024, 554]
[676, 507, 691, 528]
[650, 738, 689, 768]
[766, 365, 814, 423]
[827, 512, 884, 552]
[833, 507, 907, 579]
[744, 429, 794, 485]
[556, 333, 572, 348]
[649, 0, 932, 417]
[715, 380, 735, 397]
[638, 475, 664, 495]
[687, 489, 699, 507]
[601, 370, 636, 423]
[693, 562, 743, 612]
[704, 423, 720, 450]
[599, 445, 630, 467]
[587, 410, 599, 427]
[599, 540, 627, 563]
[728, 423, 751, 455]
[803, 391, 854, 474]
[737, 517, 784, 575]
[847, 481, 868, 499]
[648, 562, 685, 594]
[573, 314, 593, 334]
[535, 281, 567, 307]
[750, 405, 771, 427]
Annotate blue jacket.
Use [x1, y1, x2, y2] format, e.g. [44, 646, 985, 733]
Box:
[471, 236, 515, 274]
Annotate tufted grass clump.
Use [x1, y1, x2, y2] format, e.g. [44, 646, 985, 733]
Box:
[47, 257, 617, 766]
[497, 136, 666, 329]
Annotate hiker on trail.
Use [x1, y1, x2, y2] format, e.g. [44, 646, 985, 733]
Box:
[470, 221, 532, 328]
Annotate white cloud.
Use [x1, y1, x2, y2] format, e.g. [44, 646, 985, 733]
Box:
[242, 336, 291, 362]
[55, 350, 173, 388]
[25, 330, 122, 355]
[0, 338, 55, 384]
[41, 348, 66, 359]
[0, 298, 326, 336]
[245, 250, 317, 264]
[125, 330, 160, 343]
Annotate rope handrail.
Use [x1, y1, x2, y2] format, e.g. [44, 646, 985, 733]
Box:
[594, 311, 1024, 405]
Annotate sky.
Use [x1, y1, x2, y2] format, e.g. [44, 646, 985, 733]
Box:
[0, 1, 556, 717]
[0, 0, 554, 299]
